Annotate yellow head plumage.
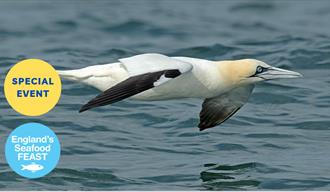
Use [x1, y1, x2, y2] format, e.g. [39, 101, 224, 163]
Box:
[217, 59, 302, 88]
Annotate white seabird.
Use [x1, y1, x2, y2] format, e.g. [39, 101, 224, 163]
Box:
[58, 53, 302, 131]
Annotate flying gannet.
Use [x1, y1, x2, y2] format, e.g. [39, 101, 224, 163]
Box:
[58, 53, 302, 131]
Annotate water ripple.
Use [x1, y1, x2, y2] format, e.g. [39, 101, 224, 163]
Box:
[0, 0, 329, 190]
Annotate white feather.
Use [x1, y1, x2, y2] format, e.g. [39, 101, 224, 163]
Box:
[153, 74, 171, 87]
[58, 63, 129, 91]
[119, 53, 193, 76]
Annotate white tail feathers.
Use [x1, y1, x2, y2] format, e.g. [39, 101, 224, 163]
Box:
[57, 63, 129, 91]
[57, 69, 92, 81]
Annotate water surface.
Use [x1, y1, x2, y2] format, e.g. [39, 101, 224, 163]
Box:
[0, 0, 330, 190]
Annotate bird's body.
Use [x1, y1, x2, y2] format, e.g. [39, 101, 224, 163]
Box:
[58, 53, 302, 131]
[59, 56, 229, 100]
[133, 57, 228, 100]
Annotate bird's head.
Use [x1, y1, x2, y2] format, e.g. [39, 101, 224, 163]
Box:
[219, 59, 302, 87]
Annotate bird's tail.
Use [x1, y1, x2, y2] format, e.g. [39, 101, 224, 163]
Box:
[57, 69, 92, 81]
[57, 63, 129, 91]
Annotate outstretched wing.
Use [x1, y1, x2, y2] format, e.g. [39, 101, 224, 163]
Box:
[198, 85, 254, 131]
[79, 54, 193, 112]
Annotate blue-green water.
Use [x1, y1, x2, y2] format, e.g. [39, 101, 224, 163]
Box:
[0, 0, 330, 190]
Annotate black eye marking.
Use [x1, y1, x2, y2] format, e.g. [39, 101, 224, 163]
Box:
[250, 66, 269, 78]
[256, 66, 269, 74]
[256, 66, 264, 74]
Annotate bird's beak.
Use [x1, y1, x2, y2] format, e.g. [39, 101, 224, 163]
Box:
[259, 67, 303, 80]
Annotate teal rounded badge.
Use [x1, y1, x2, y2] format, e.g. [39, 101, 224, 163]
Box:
[5, 122, 60, 179]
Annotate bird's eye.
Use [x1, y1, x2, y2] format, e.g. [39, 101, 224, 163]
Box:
[256, 66, 264, 74]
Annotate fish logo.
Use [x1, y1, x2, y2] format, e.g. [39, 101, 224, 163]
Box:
[21, 162, 44, 173]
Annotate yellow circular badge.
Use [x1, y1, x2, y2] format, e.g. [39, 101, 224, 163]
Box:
[4, 59, 61, 116]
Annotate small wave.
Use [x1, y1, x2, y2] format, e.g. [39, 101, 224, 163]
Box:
[200, 162, 261, 190]
[171, 43, 239, 59]
[232, 22, 278, 32]
[213, 143, 248, 151]
[54, 20, 78, 29]
[230, 1, 276, 12]
[287, 120, 330, 130]
[261, 178, 330, 190]
[102, 19, 185, 38]
[37, 168, 132, 189]
[244, 133, 296, 139]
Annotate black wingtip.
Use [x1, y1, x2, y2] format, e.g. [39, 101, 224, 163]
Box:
[79, 105, 90, 113]
[198, 122, 215, 131]
[198, 123, 207, 131]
